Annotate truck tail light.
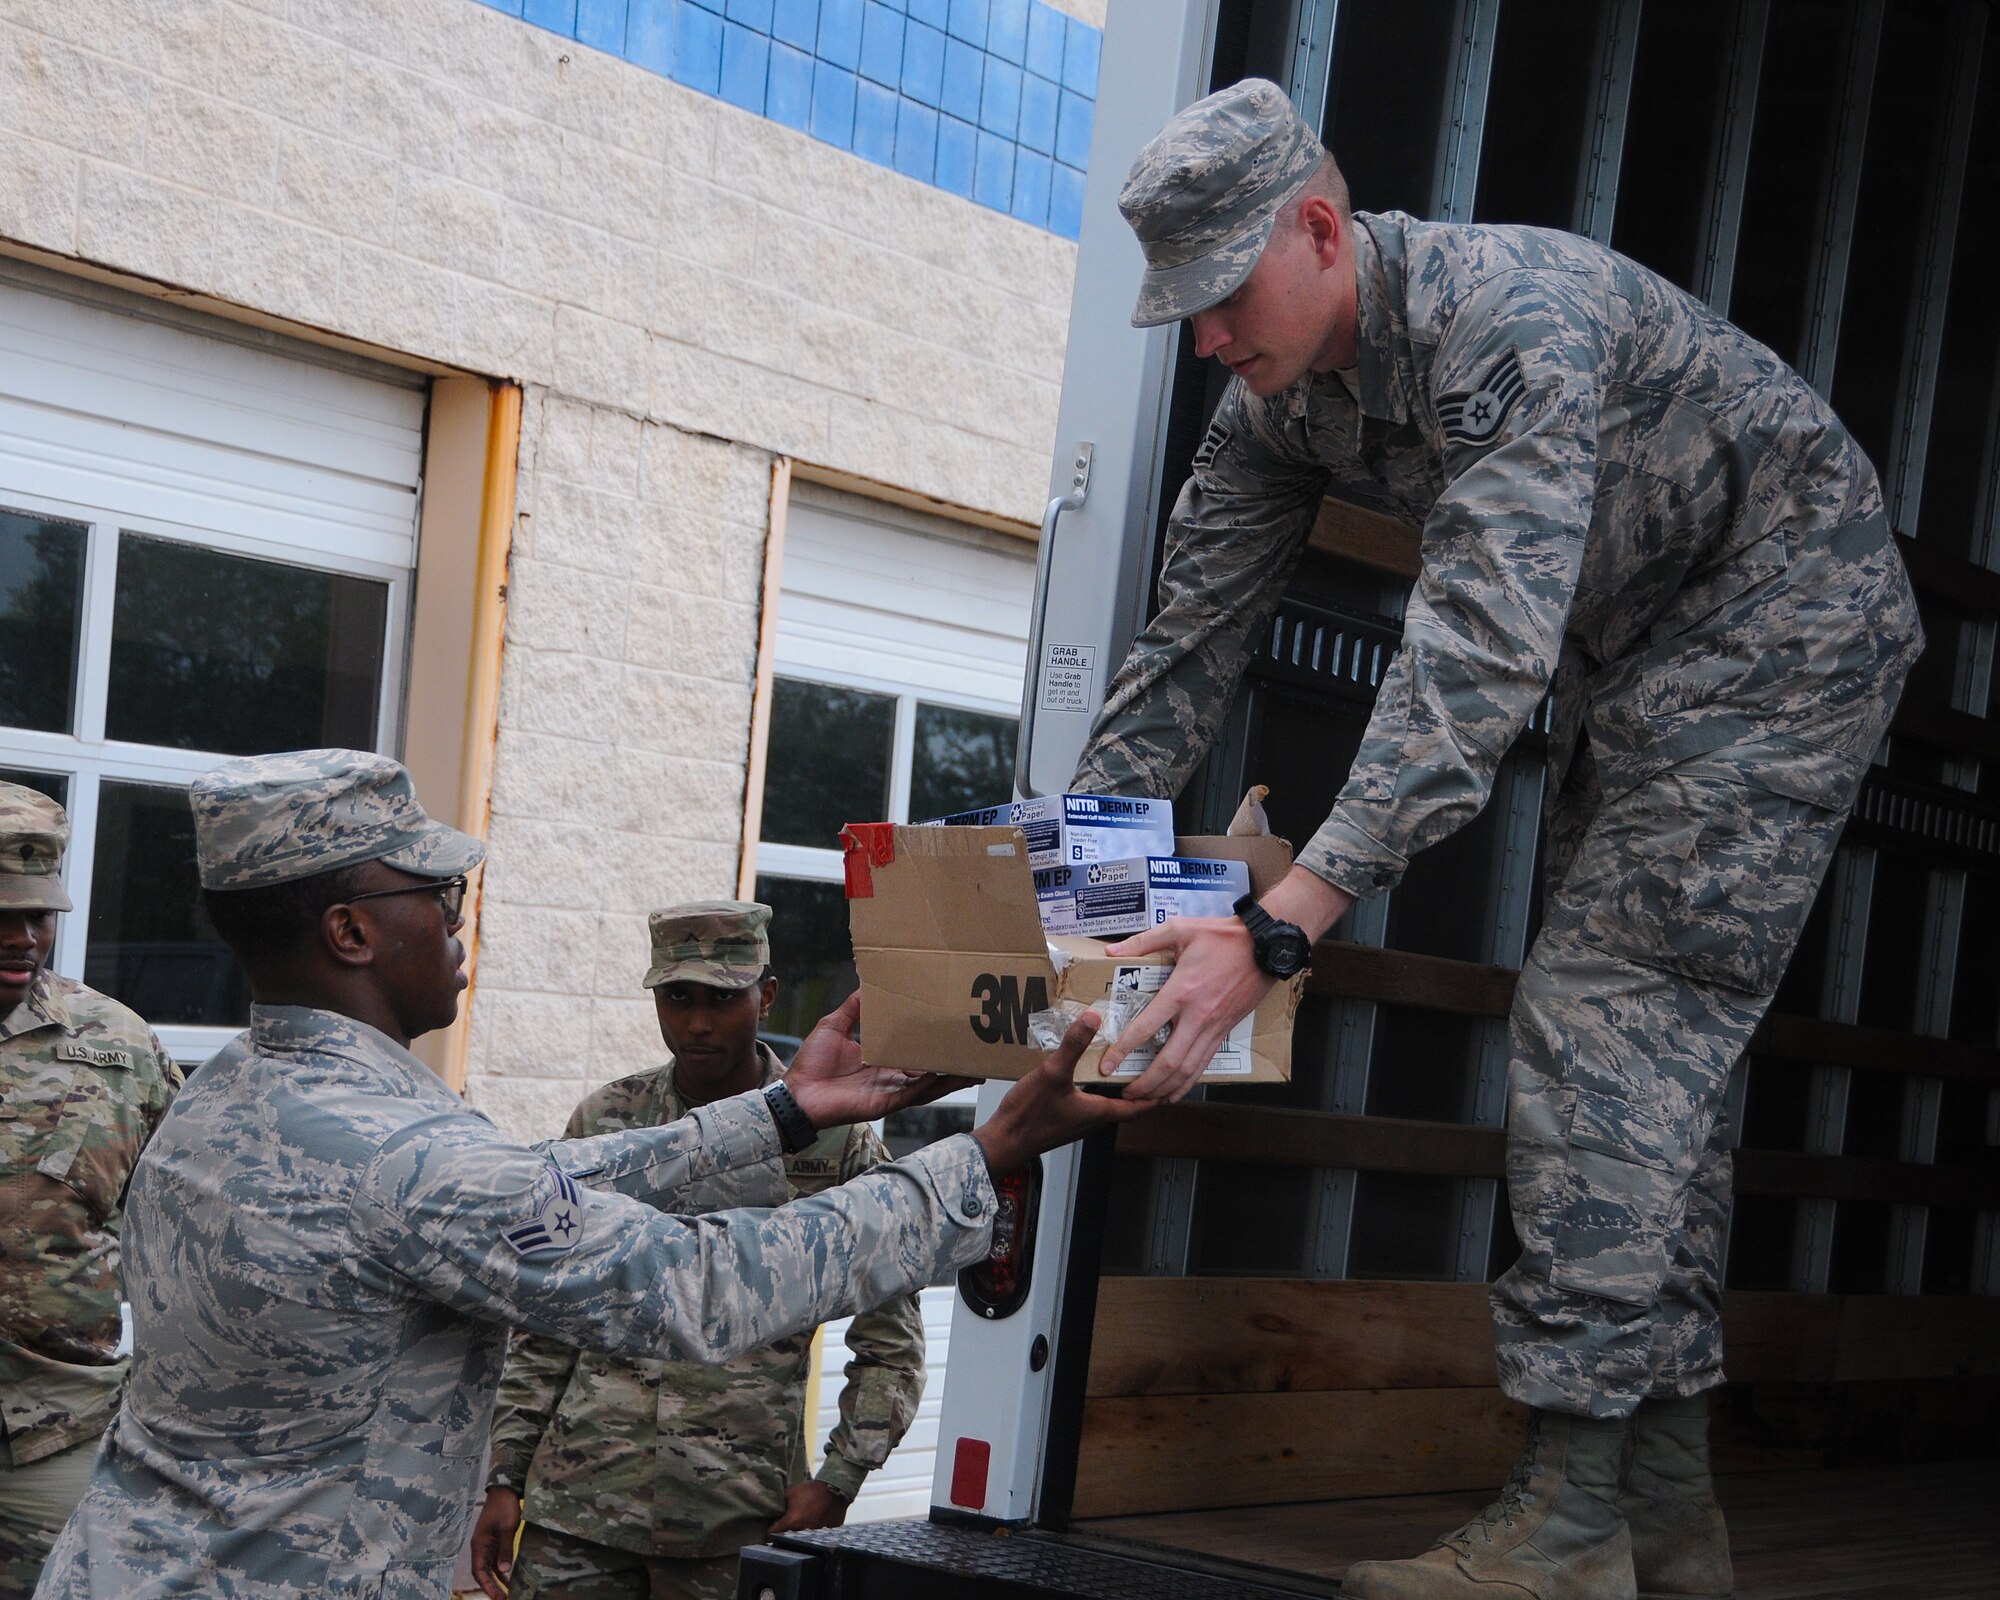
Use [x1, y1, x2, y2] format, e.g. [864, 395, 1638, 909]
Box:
[957, 1156, 1042, 1319]
[949, 1437, 992, 1509]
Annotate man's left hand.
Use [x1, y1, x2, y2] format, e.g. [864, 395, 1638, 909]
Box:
[785, 992, 971, 1128]
[769, 1479, 851, 1534]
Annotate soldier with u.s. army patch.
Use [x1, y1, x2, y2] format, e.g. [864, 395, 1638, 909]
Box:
[1072, 79, 1921, 1600]
[471, 903, 926, 1600]
[34, 751, 1145, 1600]
[0, 782, 180, 1600]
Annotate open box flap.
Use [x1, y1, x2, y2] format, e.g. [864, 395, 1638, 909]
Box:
[843, 822, 1051, 963]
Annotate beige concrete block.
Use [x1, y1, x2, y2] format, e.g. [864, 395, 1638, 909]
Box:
[617, 664, 754, 766]
[588, 407, 645, 498]
[0, 135, 80, 254]
[528, 475, 646, 575]
[339, 53, 470, 170]
[0, 28, 153, 166]
[505, 554, 633, 656]
[510, 26, 662, 160]
[489, 727, 599, 822]
[452, 275, 558, 385]
[481, 814, 611, 909]
[591, 911, 651, 998]
[139, 87, 261, 199]
[216, 10, 347, 134]
[208, 203, 343, 329]
[274, 130, 399, 248]
[823, 391, 992, 515]
[591, 831, 742, 916]
[501, 206, 651, 326]
[530, 394, 599, 485]
[649, 339, 828, 461]
[621, 586, 757, 680]
[554, 130, 664, 243]
[554, 305, 653, 412]
[1047, 0, 1105, 25]
[75, 163, 217, 287]
[104, 0, 228, 91]
[473, 901, 601, 995]
[396, 170, 510, 279]
[453, 100, 567, 216]
[461, 1071, 586, 1144]
[588, 995, 661, 1073]
[655, 167, 758, 270]
[673, 433, 773, 526]
[985, 437, 1063, 527]
[473, 986, 587, 1076]
[334, 240, 457, 365]
[503, 647, 628, 740]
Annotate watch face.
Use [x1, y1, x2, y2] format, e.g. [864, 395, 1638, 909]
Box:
[1265, 936, 1309, 978]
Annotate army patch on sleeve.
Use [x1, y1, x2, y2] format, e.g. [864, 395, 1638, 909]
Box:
[1192, 414, 1232, 470]
[504, 1164, 585, 1258]
[1436, 349, 1528, 449]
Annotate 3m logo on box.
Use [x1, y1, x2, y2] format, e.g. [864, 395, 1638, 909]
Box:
[969, 972, 1050, 1045]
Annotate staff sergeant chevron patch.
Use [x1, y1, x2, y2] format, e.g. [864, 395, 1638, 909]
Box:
[504, 1164, 586, 1258]
[1437, 349, 1528, 449]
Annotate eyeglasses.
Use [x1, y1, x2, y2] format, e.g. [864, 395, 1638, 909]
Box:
[343, 874, 469, 925]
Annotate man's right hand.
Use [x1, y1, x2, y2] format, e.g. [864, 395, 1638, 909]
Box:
[972, 1012, 1151, 1172]
[469, 1486, 523, 1600]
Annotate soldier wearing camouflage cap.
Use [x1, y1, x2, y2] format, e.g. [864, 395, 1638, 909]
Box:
[38, 750, 1144, 1598]
[0, 782, 180, 1599]
[1074, 79, 1920, 1600]
[474, 902, 925, 1600]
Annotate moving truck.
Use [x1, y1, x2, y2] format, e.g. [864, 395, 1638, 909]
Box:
[747, 0, 2000, 1592]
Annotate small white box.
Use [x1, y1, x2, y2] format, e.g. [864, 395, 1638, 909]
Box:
[1144, 856, 1252, 925]
[1033, 858, 1149, 938]
[921, 794, 1175, 870]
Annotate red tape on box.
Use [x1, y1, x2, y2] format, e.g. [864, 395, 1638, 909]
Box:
[840, 823, 896, 899]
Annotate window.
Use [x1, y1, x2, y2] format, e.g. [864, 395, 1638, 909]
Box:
[0, 269, 424, 1061]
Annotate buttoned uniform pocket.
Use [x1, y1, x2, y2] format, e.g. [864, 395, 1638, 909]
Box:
[35, 1072, 146, 1224]
[1575, 766, 1846, 997]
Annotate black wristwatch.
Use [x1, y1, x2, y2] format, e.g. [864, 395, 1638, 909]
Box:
[762, 1079, 819, 1154]
[1235, 895, 1313, 979]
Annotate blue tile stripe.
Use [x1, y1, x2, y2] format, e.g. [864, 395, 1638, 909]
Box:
[472, 0, 1095, 237]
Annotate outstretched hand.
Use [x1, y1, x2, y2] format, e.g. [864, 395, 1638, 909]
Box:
[785, 992, 969, 1129]
[973, 1011, 1153, 1172]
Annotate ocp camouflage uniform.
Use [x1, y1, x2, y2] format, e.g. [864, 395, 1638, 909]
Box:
[487, 1049, 924, 1595]
[1077, 209, 1920, 1417]
[1, 974, 179, 1597]
[34, 751, 997, 1600]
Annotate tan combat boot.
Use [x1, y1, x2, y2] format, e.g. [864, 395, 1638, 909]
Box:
[1342, 1410, 1636, 1600]
[1620, 1394, 1733, 1600]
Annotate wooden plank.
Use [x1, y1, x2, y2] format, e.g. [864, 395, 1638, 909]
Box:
[1894, 530, 2000, 620]
[1307, 940, 1517, 1017]
[1307, 496, 1422, 581]
[1086, 1279, 1498, 1398]
[1114, 1104, 1506, 1176]
[1891, 699, 2000, 765]
[1833, 1296, 2000, 1383]
[1749, 1013, 1999, 1086]
[1717, 1291, 1842, 1384]
[1073, 1386, 1526, 1518]
[1736, 1150, 2000, 1210]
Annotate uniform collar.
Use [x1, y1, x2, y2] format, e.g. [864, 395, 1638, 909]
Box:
[248, 1003, 439, 1089]
[0, 969, 73, 1043]
[1272, 215, 1407, 429]
[659, 1040, 784, 1119]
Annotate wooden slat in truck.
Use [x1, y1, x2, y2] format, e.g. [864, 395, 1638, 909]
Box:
[747, 0, 2000, 1593]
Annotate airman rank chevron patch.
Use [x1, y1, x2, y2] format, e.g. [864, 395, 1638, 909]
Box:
[1436, 350, 1528, 449]
[504, 1164, 585, 1258]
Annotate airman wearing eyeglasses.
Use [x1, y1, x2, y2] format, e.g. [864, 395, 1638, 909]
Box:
[36, 750, 1149, 1599]
[0, 782, 180, 1600]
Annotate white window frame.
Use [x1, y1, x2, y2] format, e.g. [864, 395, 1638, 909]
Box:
[1, 482, 410, 1063]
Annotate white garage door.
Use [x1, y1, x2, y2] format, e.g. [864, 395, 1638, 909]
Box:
[0, 260, 426, 1061]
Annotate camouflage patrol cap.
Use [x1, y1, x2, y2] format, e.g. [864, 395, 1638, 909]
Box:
[643, 900, 772, 991]
[190, 748, 485, 891]
[1120, 77, 1326, 328]
[0, 782, 73, 913]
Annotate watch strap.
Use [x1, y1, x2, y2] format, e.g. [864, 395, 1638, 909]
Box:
[762, 1079, 818, 1155]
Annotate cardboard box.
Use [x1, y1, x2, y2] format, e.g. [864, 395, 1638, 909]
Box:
[919, 793, 1175, 869]
[841, 822, 1299, 1084]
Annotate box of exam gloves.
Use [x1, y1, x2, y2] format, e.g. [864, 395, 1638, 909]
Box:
[1033, 853, 1252, 938]
[919, 792, 1175, 869]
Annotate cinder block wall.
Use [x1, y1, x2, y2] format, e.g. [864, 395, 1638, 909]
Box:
[0, 0, 1089, 1135]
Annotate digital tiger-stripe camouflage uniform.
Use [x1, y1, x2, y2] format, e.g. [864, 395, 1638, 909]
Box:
[0, 785, 179, 1600]
[1083, 79, 1920, 1600]
[488, 1059, 920, 1600]
[33, 750, 996, 1600]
